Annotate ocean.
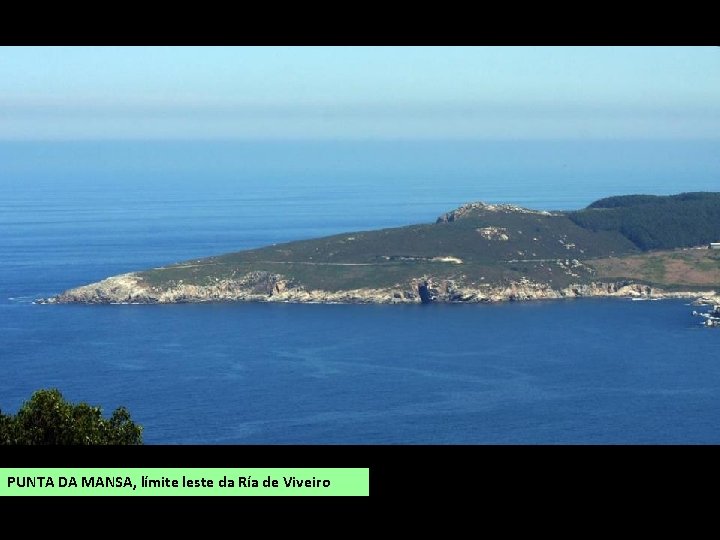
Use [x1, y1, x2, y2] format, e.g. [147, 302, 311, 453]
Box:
[1, 139, 719, 444]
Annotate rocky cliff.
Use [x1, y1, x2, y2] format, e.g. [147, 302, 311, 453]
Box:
[436, 201, 556, 223]
[39, 270, 717, 305]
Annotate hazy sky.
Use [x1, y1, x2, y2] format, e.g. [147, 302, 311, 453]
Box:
[0, 46, 718, 139]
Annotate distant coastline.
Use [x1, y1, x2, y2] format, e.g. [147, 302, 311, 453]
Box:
[40, 193, 720, 306]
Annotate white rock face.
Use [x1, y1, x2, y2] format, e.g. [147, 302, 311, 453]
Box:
[431, 256, 463, 264]
[43, 270, 715, 306]
[437, 201, 556, 222]
[477, 227, 510, 241]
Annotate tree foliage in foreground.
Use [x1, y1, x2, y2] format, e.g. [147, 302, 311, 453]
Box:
[0, 389, 143, 445]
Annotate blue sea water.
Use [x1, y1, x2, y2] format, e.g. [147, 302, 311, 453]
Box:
[1, 139, 719, 444]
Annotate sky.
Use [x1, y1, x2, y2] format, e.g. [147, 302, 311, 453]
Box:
[0, 46, 718, 140]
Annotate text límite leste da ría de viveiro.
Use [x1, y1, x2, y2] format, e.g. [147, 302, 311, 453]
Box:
[7, 474, 331, 490]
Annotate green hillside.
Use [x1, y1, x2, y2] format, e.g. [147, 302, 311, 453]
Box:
[136, 193, 720, 294]
[141, 214, 628, 291]
[569, 192, 720, 250]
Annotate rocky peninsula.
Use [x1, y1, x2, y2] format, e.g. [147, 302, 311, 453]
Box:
[40, 193, 720, 306]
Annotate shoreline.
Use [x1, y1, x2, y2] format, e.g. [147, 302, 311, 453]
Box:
[33, 296, 717, 307]
[36, 271, 719, 307]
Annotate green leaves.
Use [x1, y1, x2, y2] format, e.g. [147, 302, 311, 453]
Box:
[0, 389, 143, 445]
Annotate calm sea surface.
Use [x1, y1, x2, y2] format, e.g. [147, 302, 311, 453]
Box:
[1, 140, 718, 443]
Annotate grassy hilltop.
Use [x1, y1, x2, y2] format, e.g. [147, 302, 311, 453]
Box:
[137, 192, 720, 294]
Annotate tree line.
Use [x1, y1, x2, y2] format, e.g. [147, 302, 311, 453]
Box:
[568, 192, 720, 251]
